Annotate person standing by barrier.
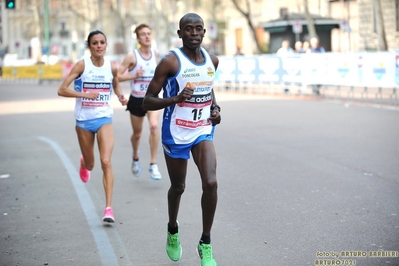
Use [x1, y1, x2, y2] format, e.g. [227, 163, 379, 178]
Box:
[301, 41, 310, 53]
[58, 30, 128, 223]
[294, 41, 303, 53]
[277, 40, 294, 56]
[235, 46, 244, 56]
[143, 13, 221, 266]
[118, 24, 162, 180]
[308, 37, 325, 53]
[307, 37, 325, 95]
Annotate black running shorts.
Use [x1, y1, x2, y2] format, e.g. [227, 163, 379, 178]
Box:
[126, 95, 147, 117]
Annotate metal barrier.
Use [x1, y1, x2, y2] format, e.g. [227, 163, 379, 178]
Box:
[214, 81, 398, 108]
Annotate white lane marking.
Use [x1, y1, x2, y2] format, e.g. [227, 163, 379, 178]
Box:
[37, 136, 132, 266]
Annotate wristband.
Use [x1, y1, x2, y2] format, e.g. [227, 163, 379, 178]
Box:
[211, 103, 221, 112]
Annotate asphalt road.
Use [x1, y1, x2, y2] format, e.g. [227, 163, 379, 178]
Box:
[1, 82, 398, 266]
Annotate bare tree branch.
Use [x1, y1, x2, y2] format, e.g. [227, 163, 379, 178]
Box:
[231, 0, 263, 54]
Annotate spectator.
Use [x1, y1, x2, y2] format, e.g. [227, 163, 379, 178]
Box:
[235, 46, 244, 56]
[301, 41, 310, 53]
[307, 37, 325, 95]
[308, 37, 325, 53]
[276, 40, 294, 56]
[294, 41, 303, 53]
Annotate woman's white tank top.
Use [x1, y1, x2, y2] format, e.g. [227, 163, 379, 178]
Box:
[73, 56, 114, 121]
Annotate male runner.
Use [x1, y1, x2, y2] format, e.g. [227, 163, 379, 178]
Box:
[118, 24, 162, 180]
[143, 13, 221, 266]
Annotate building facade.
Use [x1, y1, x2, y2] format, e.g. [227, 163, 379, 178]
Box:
[0, 0, 398, 63]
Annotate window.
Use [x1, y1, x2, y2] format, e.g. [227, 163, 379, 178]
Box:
[235, 28, 243, 50]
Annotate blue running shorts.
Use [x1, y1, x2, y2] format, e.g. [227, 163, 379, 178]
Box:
[162, 133, 214, 160]
[76, 117, 112, 133]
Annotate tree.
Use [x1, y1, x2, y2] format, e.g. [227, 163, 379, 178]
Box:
[373, 0, 387, 51]
[304, 0, 317, 39]
[231, 0, 263, 54]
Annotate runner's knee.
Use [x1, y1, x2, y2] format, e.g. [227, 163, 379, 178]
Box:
[100, 157, 111, 169]
[149, 123, 158, 133]
[202, 179, 217, 193]
[170, 183, 185, 195]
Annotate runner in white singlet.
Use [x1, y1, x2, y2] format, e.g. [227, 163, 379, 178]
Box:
[58, 30, 128, 224]
[143, 13, 221, 266]
[118, 23, 162, 180]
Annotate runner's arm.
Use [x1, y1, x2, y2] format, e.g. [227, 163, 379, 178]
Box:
[117, 52, 137, 82]
[143, 52, 190, 110]
[57, 60, 97, 100]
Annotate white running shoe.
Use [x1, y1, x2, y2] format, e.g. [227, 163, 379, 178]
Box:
[149, 164, 162, 180]
[131, 160, 142, 177]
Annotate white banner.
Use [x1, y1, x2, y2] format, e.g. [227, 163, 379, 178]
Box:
[216, 52, 398, 88]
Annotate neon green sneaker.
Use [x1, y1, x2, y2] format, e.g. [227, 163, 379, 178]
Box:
[166, 223, 182, 261]
[197, 243, 217, 266]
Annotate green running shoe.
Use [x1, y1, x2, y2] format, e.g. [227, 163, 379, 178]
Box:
[166, 223, 182, 261]
[197, 243, 217, 266]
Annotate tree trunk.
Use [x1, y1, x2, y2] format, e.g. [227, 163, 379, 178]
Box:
[231, 0, 263, 54]
[373, 0, 388, 51]
[304, 0, 317, 39]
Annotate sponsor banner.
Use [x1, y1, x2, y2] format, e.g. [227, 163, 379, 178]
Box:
[396, 51, 399, 86]
[216, 57, 237, 82]
[257, 55, 281, 83]
[280, 55, 302, 84]
[1, 65, 63, 79]
[235, 56, 258, 82]
[39, 65, 63, 79]
[301, 53, 329, 85]
[2, 67, 15, 78]
[216, 52, 397, 88]
[62, 62, 74, 79]
[362, 52, 396, 88]
[16, 66, 39, 78]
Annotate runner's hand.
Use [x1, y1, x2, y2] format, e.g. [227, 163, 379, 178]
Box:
[136, 67, 144, 78]
[118, 94, 128, 106]
[209, 109, 221, 125]
[84, 91, 99, 100]
[176, 85, 194, 103]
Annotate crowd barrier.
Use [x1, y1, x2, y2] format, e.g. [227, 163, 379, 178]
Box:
[213, 52, 398, 107]
[217, 51, 399, 88]
[1, 52, 398, 106]
[3, 52, 398, 87]
[2, 64, 65, 80]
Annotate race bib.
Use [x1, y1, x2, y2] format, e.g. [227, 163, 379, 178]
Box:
[81, 82, 111, 107]
[174, 90, 212, 129]
[131, 80, 149, 98]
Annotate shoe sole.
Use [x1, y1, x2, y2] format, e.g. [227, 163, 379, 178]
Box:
[196, 246, 217, 266]
[150, 175, 162, 180]
[167, 248, 182, 261]
[149, 169, 161, 180]
[132, 168, 142, 177]
[102, 217, 115, 223]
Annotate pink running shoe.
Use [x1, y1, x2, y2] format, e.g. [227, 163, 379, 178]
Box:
[102, 207, 115, 223]
[79, 156, 90, 183]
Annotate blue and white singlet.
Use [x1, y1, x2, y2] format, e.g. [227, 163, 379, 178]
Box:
[162, 47, 216, 145]
[129, 49, 157, 98]
[73, 56, 114, 121]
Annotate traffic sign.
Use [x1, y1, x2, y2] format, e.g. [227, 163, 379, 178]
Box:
[292, 20, 302, 34]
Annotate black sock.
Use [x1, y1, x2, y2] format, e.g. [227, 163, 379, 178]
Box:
[200, 234, 211, 244]
[133, 158, 139, 161]
[168, 223, 178, 234]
